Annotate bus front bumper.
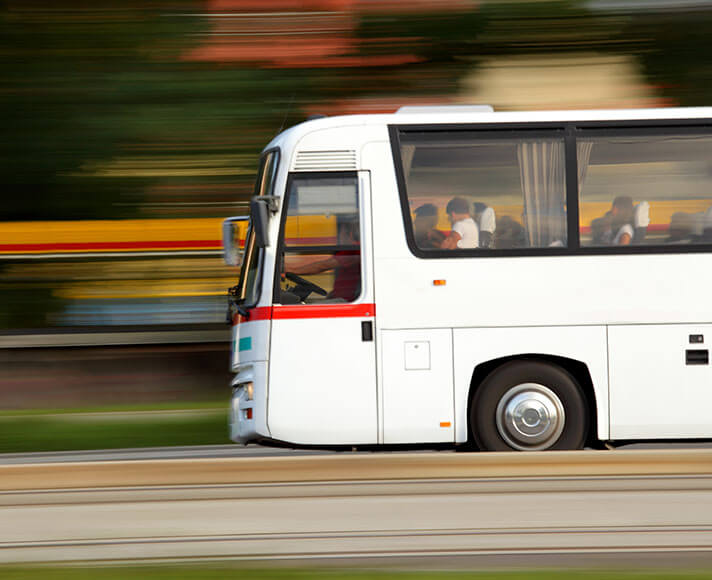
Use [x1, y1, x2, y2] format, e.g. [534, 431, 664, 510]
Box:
[229, 364, 267, 444]
[229, 385, 252, 444]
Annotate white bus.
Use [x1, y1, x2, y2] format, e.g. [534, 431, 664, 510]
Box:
[224, 105, 712, 452]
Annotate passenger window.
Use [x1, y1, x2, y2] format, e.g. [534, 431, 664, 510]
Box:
[277, 175, 361, 304]
[398, 133, 568, 251]
[578, 133, 712, 246]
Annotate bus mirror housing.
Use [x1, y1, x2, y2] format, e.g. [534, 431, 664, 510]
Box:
[250, 196, 280, 248]
[250, 198, 270, 248]
[222, 216, 248, 266]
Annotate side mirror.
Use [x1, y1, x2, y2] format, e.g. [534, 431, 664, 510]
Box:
[222, 216, 248, 266]
[250, 197, 271, 248]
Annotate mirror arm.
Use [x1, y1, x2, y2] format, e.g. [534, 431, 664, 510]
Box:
[261, 195, 280, 213]
[226, 285, 251, 323]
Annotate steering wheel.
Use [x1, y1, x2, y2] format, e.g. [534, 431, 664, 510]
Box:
[284, 272, 328, 297]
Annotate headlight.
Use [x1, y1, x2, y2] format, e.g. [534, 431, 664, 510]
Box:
[243, 382, 254, 401]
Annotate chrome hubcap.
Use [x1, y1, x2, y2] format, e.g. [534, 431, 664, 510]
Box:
[495, 383, 565, 451]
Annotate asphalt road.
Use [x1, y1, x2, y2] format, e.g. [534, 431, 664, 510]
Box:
[2, 449, 712, 567]
[2, 441, 710, 465]
[0, 444, 330, 465]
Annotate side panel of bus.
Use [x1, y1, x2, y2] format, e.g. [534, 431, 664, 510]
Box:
[363, 140, 460, 444]
[377, 120, 712, 445]
[609, 323, 712, 439]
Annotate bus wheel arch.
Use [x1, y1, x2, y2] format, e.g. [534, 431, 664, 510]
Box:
[467, 355, 599, 451]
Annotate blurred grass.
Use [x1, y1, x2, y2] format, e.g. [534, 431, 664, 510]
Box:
[2, 567, 712, 580]
[0, 404, 227, 453]
[0, 400, 227, 417]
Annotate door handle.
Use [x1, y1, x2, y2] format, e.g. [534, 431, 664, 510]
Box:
[361, 321, 373, 342]
[686, 349, 709, 365]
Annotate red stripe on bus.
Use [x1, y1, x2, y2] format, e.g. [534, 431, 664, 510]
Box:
[273, 303, 375, 319]
[251, 307, 274, 321]
[0, 240, 222, 253]
[233, 303, 375, 324]
[232, 307, 272, 325]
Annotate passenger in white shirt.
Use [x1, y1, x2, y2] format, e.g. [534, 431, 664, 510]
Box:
[594, 196, 635, 246]
[441, 197, 479, 249]
[610, 196, 634, 245]
[473, 202, 496, 248]
[613, 222, 634, 245]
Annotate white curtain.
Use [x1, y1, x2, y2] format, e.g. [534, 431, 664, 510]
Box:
[517, 140, 566, 247]
[400, 145, 416, 179]
[577, 140, 593, 193]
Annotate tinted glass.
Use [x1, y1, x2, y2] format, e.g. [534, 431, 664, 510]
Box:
[277, 174, 361, 304]
[578, 133, 712, 247]
[398, 132, 567, 252]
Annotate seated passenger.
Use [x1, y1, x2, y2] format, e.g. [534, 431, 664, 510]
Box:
[441, 196, 479, 249]
[671, 207, 712, 243]
[590, 214, 612, 245]
[667, 212, 697, 244]
[413, 203, 446, 249]
[592, 196, 635, 246]
[473, 202, 496, 248]
[494, 216, 526, 249]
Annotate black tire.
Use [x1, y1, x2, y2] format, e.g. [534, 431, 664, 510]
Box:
[471, 361, 588, 451]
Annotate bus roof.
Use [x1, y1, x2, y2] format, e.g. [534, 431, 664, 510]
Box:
[264, 106, 712, 152]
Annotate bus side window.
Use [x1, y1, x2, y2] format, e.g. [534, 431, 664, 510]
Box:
[578, 133, 712, 248]
[398, 134, 568, 252]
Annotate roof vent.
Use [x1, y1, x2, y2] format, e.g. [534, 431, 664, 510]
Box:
[396, 104, 494, 114]
[293, 150, 357, 172]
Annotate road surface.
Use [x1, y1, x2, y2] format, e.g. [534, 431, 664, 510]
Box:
[1, 449, 712, 567]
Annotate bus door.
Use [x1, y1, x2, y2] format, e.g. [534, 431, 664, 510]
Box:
[268, 171, 377, 445]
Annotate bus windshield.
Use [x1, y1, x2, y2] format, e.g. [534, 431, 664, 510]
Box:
[236, 149, 279, 307]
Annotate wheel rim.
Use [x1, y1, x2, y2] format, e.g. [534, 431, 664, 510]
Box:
[495, 383, 565, 451]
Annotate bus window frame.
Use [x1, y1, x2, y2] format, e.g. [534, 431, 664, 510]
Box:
[389, 120, 712, 259]
[272, 170, 361, 305]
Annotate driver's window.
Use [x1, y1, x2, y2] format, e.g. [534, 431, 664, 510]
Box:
[277, 174, 361, 304]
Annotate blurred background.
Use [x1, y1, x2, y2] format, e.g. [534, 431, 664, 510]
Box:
[2, 0, 712, 439]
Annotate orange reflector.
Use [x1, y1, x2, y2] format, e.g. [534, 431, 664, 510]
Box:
[433, 279, 446, 286]
[245, 408, 253, 420]
[440, 421, 451, 428]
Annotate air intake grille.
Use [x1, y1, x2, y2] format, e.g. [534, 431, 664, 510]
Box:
[293, 150, 357, 171]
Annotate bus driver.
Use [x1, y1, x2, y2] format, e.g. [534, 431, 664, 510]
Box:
[285, 220, 361, 302]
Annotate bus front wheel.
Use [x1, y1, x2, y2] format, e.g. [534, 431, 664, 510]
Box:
[471, 361, 588, 452]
